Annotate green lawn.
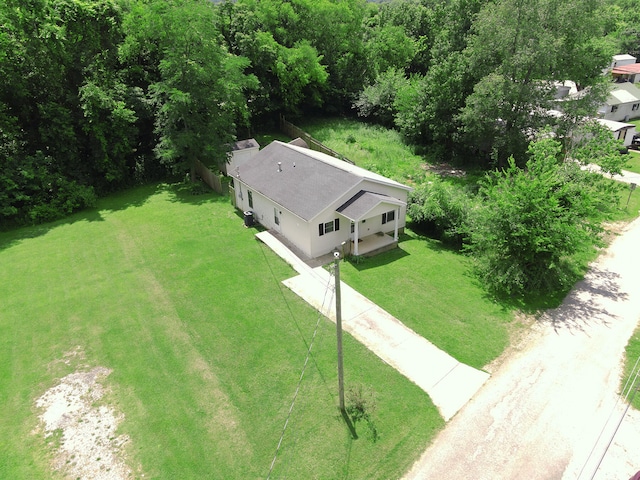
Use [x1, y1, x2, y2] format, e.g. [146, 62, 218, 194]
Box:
[623, 327, 640, 410]
[625, 150, 640, 174]
[338, 229, 514, 369]
[0, 184, 442, 479]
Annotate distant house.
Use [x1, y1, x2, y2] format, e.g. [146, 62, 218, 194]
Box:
[612, 63, 640, 84]
[598, 82, 640, 122]
[610, 54, 640, 83]
[229, 139, 412, 259]
[223, 138, 260, 176]
[596, 119, 636, 147]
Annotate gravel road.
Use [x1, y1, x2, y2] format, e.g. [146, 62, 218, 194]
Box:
[404, 216, 640, 480]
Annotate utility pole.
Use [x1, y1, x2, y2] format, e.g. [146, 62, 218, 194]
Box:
[333, 251, 345, 412]
[626, 182, 636, 208]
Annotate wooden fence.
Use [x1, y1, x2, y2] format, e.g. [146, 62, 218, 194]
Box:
[195, 159, 228, 195]
[279, 115, 354, 165]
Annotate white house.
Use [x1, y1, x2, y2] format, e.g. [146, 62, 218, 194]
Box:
[610, 54, 637, 71]
[229, 140, 412, 259]
[598, 82, 640, 122]
[597, 119, 636, 147]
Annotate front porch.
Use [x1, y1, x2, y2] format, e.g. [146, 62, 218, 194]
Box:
[346, 232, 398, 257]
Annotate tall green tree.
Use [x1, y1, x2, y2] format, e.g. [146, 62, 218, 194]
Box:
[217, 0, 329, 118]
[0, 0, 130, 223]
[125, 0, 256, 180]
[468, 136, 618, 297]
[458, 0, 612, 166]
[390, 0, 486, 148]
[363, 0, 439, 75]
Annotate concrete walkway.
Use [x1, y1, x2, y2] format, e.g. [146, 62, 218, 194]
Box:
[256, 230, 489, 421]
[583, 164, 640, 185]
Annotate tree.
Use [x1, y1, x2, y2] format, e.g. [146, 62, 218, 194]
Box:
[467, 136, 618, 297]
[458, 0, 612, 166]
[407, 176, 475, 248]
[390, 0, 486, 148]
[363, 0, 439, 75]
[0, 0, 129, 223]
[126, 0, 256, 180]
[567, 120, 629, 176]
[217, 0, 330, 117]
[604, 0, 640, 58]
[354, 68, 409, 127]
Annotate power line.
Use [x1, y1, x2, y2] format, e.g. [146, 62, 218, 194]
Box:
[588, 355, 640, 479]
[578, 354, 640, 479]
[266, 263, 335, 480]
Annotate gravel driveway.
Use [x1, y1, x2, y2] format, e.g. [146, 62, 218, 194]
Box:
[404, 217, 640, 480]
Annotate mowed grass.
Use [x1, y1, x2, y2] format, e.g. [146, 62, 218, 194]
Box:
[623, 326, 640, 410]
[625, 149, 640, 174]
[0, 184, 442, 479]
[338, 230, 514, 370]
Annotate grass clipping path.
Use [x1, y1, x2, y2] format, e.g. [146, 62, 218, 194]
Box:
[34, 364, 133, 479]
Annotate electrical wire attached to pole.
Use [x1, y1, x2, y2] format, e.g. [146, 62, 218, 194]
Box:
[266, 268, 335, 480]
[578, 354, 640, 480]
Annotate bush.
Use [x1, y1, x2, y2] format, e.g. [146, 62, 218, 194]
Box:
[0, 149, 97, 226]
[467, 137, 618, 298]
[346, 384, 378, 442]
[27, 175, 97, 224]
[407, 177, 474, 248]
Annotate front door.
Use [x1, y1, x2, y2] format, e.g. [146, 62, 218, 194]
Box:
[274, 208, 281, 231]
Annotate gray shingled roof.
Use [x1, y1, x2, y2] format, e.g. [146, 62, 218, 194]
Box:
[235, 141, 406, 221]
[336, 190, 404, 221]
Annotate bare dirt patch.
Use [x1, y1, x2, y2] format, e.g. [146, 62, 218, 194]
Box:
[34, 364, 134, 479]
[423, 161, 467, 178]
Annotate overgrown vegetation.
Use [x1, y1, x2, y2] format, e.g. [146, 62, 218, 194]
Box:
[623, 327, 640, 411]
[467, 138, 620, 297]
[1, 0, 638, 225]
[407, 178, 475, 248]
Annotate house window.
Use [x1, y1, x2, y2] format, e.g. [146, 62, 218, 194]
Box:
[382, 210, 395, 224]
[633, 104, 640, 111]
[274, 208, 280, 225]
[318, 219, 340, 236]
[248, 191, 253, 208]
[350, 222, 355, 234]
[324, 221, 334, 234]
[611, 105, 618, 113]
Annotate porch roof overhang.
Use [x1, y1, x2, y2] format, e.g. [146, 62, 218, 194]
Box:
[336, 190, 405, 222]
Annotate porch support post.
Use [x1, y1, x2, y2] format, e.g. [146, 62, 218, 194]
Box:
[354, 221, 359, 256]
[393, 207, 399, 241]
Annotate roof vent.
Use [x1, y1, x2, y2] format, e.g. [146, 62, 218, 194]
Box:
[277, 162, 282, 172]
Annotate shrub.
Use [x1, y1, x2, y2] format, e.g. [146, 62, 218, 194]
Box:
[467, 137, 618, 298]
[346, 384, 378, 442]
[407, 177, 474, 248]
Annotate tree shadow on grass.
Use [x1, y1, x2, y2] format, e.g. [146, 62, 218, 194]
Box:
[159, 181, 232, 206]
[0, 182, 159, 252]
[0, 181, 238, 252]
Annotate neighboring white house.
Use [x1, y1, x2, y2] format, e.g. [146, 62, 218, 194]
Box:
[229, 139, 412, 259]
[612, 63, 640, 84]
[598, 81, 640, 122]
[610, 54, 637, 71]
[597, 118, 637, 147]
